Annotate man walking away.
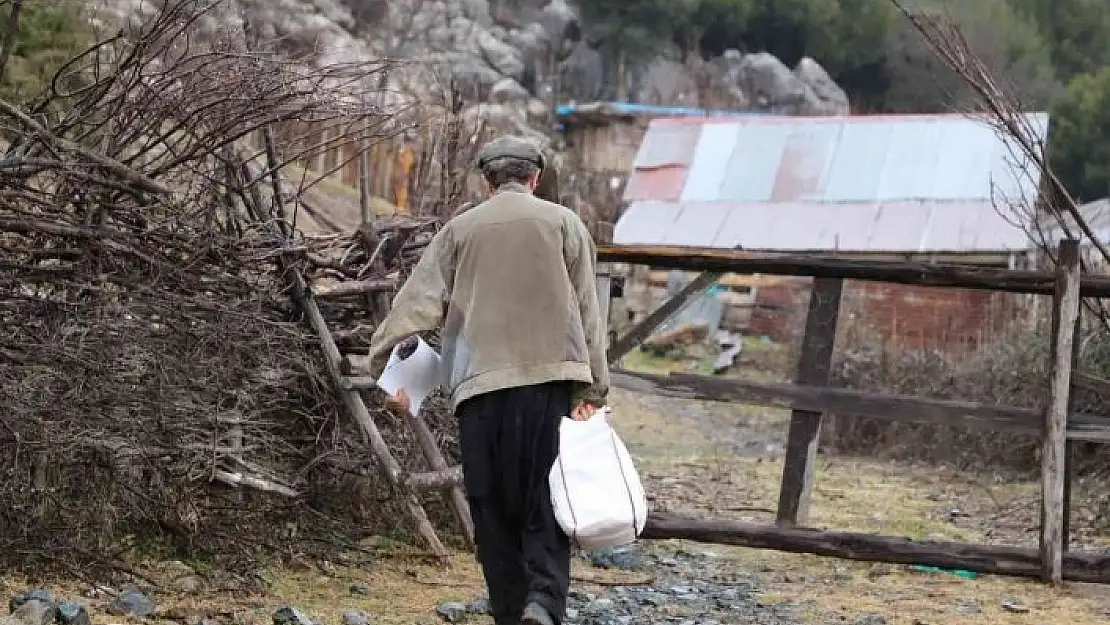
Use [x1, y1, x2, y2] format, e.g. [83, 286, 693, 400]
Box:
[366, 136, 610, 625]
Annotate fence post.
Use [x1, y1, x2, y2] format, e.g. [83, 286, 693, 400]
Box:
[777, 277, 843, 526]
[1041, 238, 1080, 583]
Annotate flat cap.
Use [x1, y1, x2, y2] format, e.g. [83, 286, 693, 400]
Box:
[476, 135, 545, 169]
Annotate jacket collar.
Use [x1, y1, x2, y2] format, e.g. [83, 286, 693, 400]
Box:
[495, 182, 532, 195]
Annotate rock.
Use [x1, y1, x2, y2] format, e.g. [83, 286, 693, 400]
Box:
[477, 30, 525, 79]
[490, 77, 530, 103]
[538, 0, 579, 45]
[854, 614, 887, 625]
[557, 41, 604, 101]
[734, 52, 811, 113]
[793, 57, 850, 115]
[171, 575, 203, 594]
[586, 546, 643, 571]
[4, 600, 57, 625]
[348, 582, 370, 596]
[9, 591, 53, 614]
[106, 591, 155, 618]
[272, 607, 315, 625]
[525, 98, 548, 119]
[341, 610, 369, 625]
[55, 602, 91, 625]
[466, 596, 490, 615]
[1001, 599, 1030, 614]
[434, 602, 467, 623]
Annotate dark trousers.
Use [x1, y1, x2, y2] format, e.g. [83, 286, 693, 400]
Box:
[457, 381, 573, 625]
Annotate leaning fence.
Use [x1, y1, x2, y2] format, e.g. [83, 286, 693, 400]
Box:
[595, 239, 1110, 584]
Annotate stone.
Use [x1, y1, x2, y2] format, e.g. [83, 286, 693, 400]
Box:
[466, 596, 490, 614]
[341, 610, 369, 625]
[434, 602, 467, 623]
[55, 602, 91, 625]
[348, 582, 370, 596]
[1001, 599, 1030, 614]
[9, 591, 53, 614]
[171, 575, 203, 594]
[586, 546, 643, 571]
[854, 615, 887, 625]
[538, 0, 579, 44]
[106, 591, 155, 618]
[525, 98, 548, 119]
[477, 30, 525, 79]
[4, 600, 57, 625]
[490, 77, 530, 103]
[271, 607, 315, 625]
[793, 57, 850, 115]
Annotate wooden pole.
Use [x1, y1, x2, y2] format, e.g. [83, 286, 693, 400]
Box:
[777, 278, 842, 526]
[607, 271, 722, 363]
[358, 130, 371, 226]
[403, 409, 475, 547]
[294, 273, 448, 560]
[1041, 238, 1081, 582]
[643, 512, 1110, 584]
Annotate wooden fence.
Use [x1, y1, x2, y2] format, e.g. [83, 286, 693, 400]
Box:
[596, 239, 1110, 584]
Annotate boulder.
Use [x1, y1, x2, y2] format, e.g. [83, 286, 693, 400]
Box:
[478, 29, 526, 79]
[794, 57, 850, 115]
[489, 77, 530, 103]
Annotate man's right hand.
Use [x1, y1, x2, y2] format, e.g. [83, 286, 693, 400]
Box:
[385, 388, 411, 414]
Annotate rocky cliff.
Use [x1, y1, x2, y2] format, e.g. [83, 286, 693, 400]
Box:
[100, 0, 850, 139]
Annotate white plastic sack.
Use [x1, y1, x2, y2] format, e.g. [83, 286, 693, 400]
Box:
[549, 407, 649, 549]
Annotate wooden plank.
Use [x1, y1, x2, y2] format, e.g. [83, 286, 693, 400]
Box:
[293, 273, 448, 560]
[777, 278, 841, 526]
[596, 244, 1110, 297]
[642, 512, 1110, 584]
[607, 271, 722, 363]
[609, 370, 1110, 440]
[311, 278, 396, 299]
[403, 409, 475, 547]
[1042, 239, 1081, 582]
[406, 465, 464, 490]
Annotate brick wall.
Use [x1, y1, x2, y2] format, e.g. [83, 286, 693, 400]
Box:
[749, 278, 1025, 352]
[841, 281, 1022, 352]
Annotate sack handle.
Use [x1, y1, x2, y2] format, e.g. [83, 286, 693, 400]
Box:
[554, 445, 582, 549]
[607, 424, 642, 537]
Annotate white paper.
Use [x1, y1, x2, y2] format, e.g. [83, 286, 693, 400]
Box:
[376, 337, 442, 415]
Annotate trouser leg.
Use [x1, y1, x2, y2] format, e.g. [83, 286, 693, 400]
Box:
[521, 399, 571, 620]
[469, 496, 528, 625]
[457, 381, 574, 625]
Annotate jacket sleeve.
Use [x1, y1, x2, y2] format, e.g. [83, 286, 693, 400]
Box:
[564, 213, 610, 407]
[366, 227, 454, 379]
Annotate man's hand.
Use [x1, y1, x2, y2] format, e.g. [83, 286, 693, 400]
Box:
[386, 388, 411, 414]
[570, 402, 595, 421]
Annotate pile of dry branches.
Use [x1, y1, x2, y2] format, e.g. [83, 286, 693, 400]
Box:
[0, 0, 466, 571]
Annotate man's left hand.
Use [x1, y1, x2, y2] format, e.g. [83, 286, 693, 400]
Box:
[571, 402, 595, 421]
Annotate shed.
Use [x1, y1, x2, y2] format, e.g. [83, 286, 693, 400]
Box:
[613, 112, 1051, 351]
[554, 102, 766, 229]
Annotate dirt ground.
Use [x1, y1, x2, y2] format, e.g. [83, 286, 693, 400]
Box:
[5, 349, 1110, 624]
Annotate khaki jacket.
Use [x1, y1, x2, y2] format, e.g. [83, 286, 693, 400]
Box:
[368, 183, 610, 412]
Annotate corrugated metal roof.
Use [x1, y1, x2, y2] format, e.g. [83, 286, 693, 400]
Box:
[615, 113, 1050, 253]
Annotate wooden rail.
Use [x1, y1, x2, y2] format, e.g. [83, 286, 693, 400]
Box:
[600, 238, 1105, 584]
[597, 244, 1110, 297]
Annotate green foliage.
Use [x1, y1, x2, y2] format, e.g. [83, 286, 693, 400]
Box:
[1, 1, 91, 101]
[1049, 66, 1110, 202]
[882, 0, 1059, 112]
[1009, 0, 1110, 80]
